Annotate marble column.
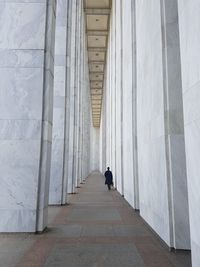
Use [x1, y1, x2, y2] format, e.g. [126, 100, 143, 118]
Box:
[121, 0, 135, 207]
[136, 0, 190, 249]
[77, 12, 84, 185]
[67, 0, 77, 193]
[0, 0, 56, 232]
[100, 76, 107, 173]
[111, 0, 117, 186]
[160, 0, 190, 249]
[115, 0, 123, 195]
[178, 0, 200, 264]
[105, 39, 111, 169]
[79, 13, 91, 182]
[136, 0, 172, 246]
[90, 127, 100, 171]
[66, 0, 91, 191]
[131, 0, 140, 210]
[73, 0, 84, 188]
[49, 0, 69, 205]
[81, 54, 91, 178]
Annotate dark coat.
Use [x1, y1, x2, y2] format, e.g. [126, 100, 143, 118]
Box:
[104, 170, 113, 185]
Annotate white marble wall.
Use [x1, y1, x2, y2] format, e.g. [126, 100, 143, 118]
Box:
[49, 0, 69, 205]
[178, 0, 200, 264]
[0, 0, 56, 232]
[101, 0, 190, 251]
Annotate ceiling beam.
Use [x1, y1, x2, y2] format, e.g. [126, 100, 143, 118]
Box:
[87, 30, 108, 36]
[85, 8, 110, 15]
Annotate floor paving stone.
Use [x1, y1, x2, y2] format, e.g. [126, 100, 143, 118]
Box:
[0, 172, 192, 267]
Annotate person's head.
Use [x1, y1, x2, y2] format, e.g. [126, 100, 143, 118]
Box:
[107, 167, 110, 171]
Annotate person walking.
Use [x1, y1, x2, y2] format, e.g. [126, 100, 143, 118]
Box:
[104, 167, 113, 190]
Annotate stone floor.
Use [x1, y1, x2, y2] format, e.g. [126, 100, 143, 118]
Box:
[0, 172, 191, 267]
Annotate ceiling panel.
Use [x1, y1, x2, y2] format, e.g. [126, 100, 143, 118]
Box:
[88, 51, 105, 62]
[90, 81, 103, 88]
[87, 15, 108, 31]
[88, 36, 107, 48]
[85, 0, 110, 8]
[84, 0, 111, 127]
[91, 95, 102, 100]
[89, 64, 104, 72]
[91, 89, 103, 94]
[90, 73, 104, 81]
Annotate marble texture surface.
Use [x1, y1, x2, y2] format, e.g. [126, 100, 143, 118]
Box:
[67, 0, 77, 193]
[105, 41, 111, 172]
[0, 0, 56, 232]
[100, 0, 191, 252]
[114, 0, 123, 195]
[136, 0, 170, 246]
[110, 5, 116, 187]
[64, 0, 91, 193]
[178, 0, 200, 265]
[49, 0, 68, 205]
[81, 55, 92, 180]
[121, 0, 135, 208]
[160, 0, 190, 250]
[90, 127, 100, 171]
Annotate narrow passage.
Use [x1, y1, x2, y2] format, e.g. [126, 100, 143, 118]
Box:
[1, 172, 191, 267]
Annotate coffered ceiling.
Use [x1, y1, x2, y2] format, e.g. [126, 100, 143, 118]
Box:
[84, 0, 111, 127]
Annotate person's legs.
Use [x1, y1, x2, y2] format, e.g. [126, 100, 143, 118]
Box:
[107, 184, 111, 190]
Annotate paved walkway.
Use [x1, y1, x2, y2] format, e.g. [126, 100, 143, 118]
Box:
[0, 172, 191, 267]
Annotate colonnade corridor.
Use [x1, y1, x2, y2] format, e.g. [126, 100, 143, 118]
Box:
[0, 172, 191, 267]
[1, 0, 200, 266]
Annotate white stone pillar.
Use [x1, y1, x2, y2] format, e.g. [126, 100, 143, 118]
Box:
[49, 0, 69, 205]
[78, 9, 85, 184]
[136, 0, 190, 249]
[131, 0, 140, 210]
[90, 127, 100, 171]
[111, 1, 117, 186]
[0, 0, 56, 232]
[121, 0, 135, 207]
[178, 0, 200, 263]
[160, 0, 190, 250]
[100, 76, 107, 173]
[67, 0, 77, 193]
[82, 53, 91, 177]
[105, 41, 111, 168]
[115, 0, 123, 195]
[136, 0, 171, 246]
[73, 0, 81, 189]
